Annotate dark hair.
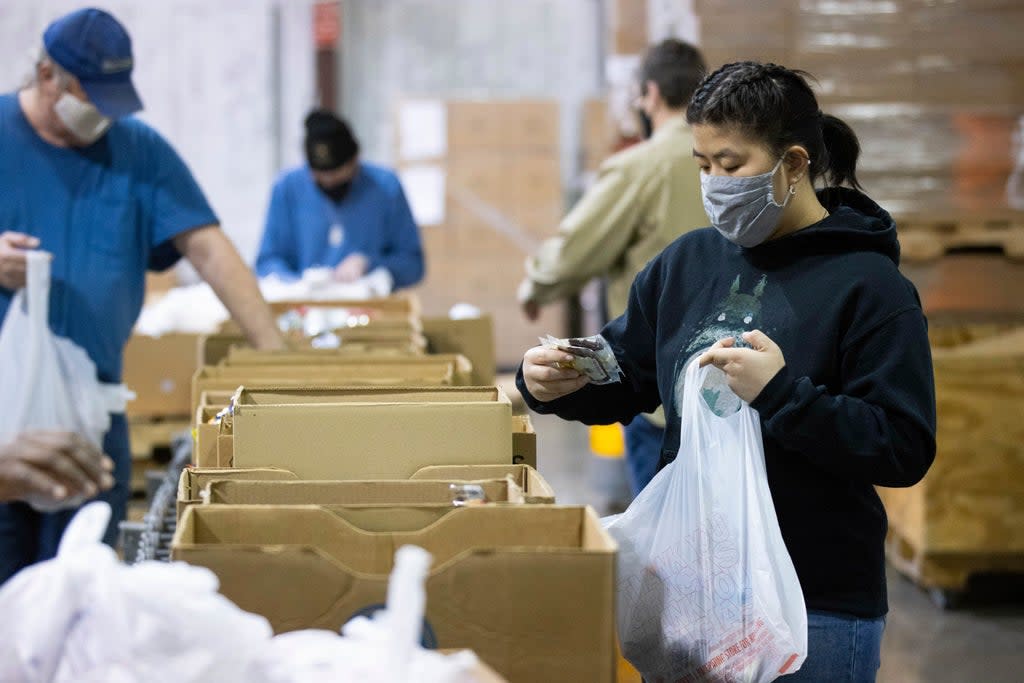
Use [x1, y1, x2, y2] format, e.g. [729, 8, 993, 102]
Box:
[686, 61, 861, 190]
[639, 39, 707, 109]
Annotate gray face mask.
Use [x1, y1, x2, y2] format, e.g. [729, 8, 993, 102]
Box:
[700, 158, 794, 248]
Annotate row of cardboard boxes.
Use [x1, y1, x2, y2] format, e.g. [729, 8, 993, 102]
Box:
[124, 293, 498, 418]
[154, 296, 618, 683]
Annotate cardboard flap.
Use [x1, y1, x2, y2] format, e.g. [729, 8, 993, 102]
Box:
[410, 464, 554, 504]
[175, 505, 613, 575]
[234, 385, 503, 406]
[216, 353, 466, 370]
[174, 542, 358, 632]
[265, 293, 421, 318]
[204, 478, 519, 506]
[172, 502, 616, 681]
[177, 467, 299, 500]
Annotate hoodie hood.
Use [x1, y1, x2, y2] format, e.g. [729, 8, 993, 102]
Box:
[749, 186, 901, 266]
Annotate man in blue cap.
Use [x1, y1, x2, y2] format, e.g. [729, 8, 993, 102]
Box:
[0, 7, 285, 583]
[256, 109, 425, 290]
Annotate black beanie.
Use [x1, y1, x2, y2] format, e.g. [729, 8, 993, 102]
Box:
[304, 109, 359, 170]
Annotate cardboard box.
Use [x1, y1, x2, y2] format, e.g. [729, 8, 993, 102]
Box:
[202, 477, 527, 506]
[176, 463, 554, 520]
[511, 415, 537, 469]
[409, 464, 555, 504]
[264, 293, 422, 320]
[422, 316, 496, 386]
[197, 390, 236, 411]
[176, 467, 298, 519]
[172, 504, 616, 682]
[462, 656, 508, 683]
[227, 386, 514, 479]
[610, 0, 648, 55]
[145, 270, 179, 299]
[223, 345, 442, 367]
[122, 333, 201, 417]
[196, 406, 532, 471]
[198, 333, 241, 368]
[190, 356, 473, 413]
[194, 406, 222, 467]
[447, 100, 560, 153]
[200, 333, 424, 367]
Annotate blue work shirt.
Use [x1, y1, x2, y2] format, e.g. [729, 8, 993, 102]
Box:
[255, 163, 425, 289]
[0, 93, 218, 383]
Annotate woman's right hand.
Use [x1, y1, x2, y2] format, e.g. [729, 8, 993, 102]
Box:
[522, 346, 591, 402]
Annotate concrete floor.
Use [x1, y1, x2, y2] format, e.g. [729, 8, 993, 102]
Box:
[528, 412, 1024, 683]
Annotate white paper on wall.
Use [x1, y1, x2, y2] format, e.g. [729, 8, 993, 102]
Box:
[398, 164, 447, 227]
[398, 99, 448, 162]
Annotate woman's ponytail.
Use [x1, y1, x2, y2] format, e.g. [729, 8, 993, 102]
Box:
[819, 113, 862, 190]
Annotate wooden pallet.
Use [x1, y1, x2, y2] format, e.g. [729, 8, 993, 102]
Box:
[885, 528, 1024, 608]
[897, 210, 1024, 261]
[879, 322, 1024, 608]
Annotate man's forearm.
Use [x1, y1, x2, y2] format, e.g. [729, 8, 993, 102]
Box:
[179, 227, 285, 350]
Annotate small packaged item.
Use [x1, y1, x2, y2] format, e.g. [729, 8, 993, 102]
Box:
[540, 334, 624, 385]
[449, 483, 488, 507]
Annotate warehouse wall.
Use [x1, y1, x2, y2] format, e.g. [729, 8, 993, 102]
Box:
[0, 0, 318, 265]
[339, 0, 605, 188]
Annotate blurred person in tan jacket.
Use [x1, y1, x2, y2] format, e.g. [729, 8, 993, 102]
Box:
[518, 39, 708, 496]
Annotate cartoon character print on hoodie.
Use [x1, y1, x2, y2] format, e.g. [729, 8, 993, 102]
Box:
[672, 274, 774, 418]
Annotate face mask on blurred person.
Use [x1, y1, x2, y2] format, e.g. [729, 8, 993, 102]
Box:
[318, 180, 353, 202]
[54, 92, 112, 145]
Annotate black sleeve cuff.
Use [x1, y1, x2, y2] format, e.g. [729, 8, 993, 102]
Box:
[749, 364, 795, 420]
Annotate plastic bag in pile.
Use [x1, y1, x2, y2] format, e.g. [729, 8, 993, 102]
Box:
[0, 503, 490, 683]
[0, 502, 271, 683]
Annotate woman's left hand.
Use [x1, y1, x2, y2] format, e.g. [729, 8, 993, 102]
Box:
[698, 330, 786, 403]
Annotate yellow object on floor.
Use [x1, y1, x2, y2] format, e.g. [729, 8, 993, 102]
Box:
[617, 647, 641, 682]
[590, 423, 625, 458]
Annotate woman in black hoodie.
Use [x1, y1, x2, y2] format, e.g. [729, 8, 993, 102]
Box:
[518, 62, 936, 682]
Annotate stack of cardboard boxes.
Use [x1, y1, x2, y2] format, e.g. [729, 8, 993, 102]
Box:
[120, 275, 204, 494]
[696, 0, 1024, 222]
[154, 293, 617, 682]
[396, 99, 568, 369]
[694, 0, 1024, 602]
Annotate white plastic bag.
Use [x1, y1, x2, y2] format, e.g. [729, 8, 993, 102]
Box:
[0, 502, 274, 683]
[0, 251, 126, 449]
[0, 504, 491, 683]
[0, 251, 132, 510]
[605, 356, 807, 682]
[253, 545, 483, 683]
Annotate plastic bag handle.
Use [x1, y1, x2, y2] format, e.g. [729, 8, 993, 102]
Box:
[24, 251, 52, 332]
[9, 252, 53, 430]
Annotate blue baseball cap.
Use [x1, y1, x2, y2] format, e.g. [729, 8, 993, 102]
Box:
[43, 8, 143, 118]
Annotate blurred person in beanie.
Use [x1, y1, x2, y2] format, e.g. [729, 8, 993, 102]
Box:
[0, 7, 284, 583]
[255, 109, 425, 290]
[517, 39, 709, 497]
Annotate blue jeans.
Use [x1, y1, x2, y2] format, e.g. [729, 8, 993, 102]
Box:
[785, 610, 885, 682]
[623, 415, 664, 497]
[0, 414, 131, 585]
